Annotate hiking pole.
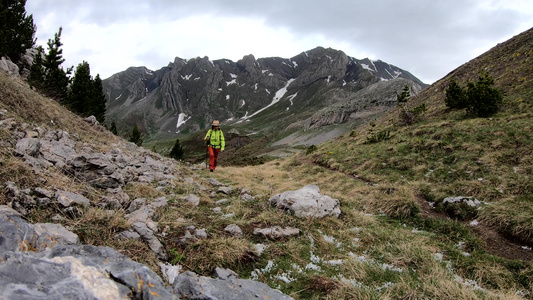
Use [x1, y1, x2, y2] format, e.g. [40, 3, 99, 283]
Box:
[206, 145, 209, 170]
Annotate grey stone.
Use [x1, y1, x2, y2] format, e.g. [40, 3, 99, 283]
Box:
[182, 194, 200, 206]
[150, 196, 169, 209]
[443, 196, 482, 207]
[241, 193, 253, 201]
[173, 271, 293, 300]
[270, 185, 341, 218]
[0, 245, 176, 300]
[253, 226, 301, 239]
[15, 137, 41, 157]
[34, 187, 54, 198]
[224, 224, 243, 237]
[194, 228, 208, 239]
[128, 198, 147, 213]
[33, 223, 80, 245]
[208, 178, 224, 186]
[115, 230, 141, 240]
[131, 221, 167, 260]
[213, 267, 239, 279]
[218, 186, 233, 195]
[215, 198, 229, 205]
[55, 190, 90, 208]
[159, 262, 182, 285]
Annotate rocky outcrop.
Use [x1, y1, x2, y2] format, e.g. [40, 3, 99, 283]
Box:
[270, 185, 341, 218]
[103, 47, 427, 138]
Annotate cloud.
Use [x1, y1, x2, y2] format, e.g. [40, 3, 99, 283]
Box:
[25, 0, 533, 83]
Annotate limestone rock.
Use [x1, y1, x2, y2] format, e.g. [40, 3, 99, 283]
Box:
[55, 190, 90, 209]
[253, 226, 300, 239]
[173, 271, 293, 300]
[224, 224, 243, 237]
[270, 185, 341, 218]
[182, 194, 200, 206]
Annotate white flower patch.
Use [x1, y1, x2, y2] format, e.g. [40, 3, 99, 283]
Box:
[324, 259, 344, 266]
[274, 273, 296, 283]
[376, 282, 394, 291]
[250, 260, 276, 280]
[305, 263, 322, 271]
[433, 253, 444, 262]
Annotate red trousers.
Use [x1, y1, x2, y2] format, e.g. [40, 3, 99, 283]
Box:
[208, 146, 221, 171]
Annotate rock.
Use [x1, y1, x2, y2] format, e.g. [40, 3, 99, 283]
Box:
[55, 190, 90, 209]
[131, 221, 168, 260]
[215, 198, 229, 205]
[159, 262, 183, 285]
[213, 267, 239, 279]
[15, 137, 41, 157]
[208, 178, 224, 186]
[253, 226, 301, 239]
[194, 228, 208, 239]
[0, 57, 19, 76]
[218, 186, 233, 195]
[150, 196, 169, 209]
[84, 115, 99, 126]
[443, 196, 482, 207]
[270, 185, 341, 218]
[253, 243, 267, 256]
[241, 193, 253, 201]
[33, 223, 80, 246]
[173, 271, 293, 300]
[0, 245, 176, 300]
[182, 194, 200, 206]
[115, 230, 141, 240]
[212, 207, 222, 213]
[224, 224, 243, 237]
[128, 198, 147, 213]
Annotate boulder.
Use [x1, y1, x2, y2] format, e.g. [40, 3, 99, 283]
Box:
[55, 190, 90, 209]
[182, 194, 200, 206]
[173, 271, 293, 300]
[270, 185, 341, 218]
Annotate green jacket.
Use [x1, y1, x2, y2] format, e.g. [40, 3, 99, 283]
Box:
[204, 129, 225, 151]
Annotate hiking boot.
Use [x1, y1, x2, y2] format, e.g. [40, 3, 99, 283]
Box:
[210, 169, 214, 172]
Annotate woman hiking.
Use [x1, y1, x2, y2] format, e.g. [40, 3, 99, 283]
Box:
[204, 120, 225, 172]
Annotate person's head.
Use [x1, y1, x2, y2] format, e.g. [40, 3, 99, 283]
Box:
[211, 120, 220, 130]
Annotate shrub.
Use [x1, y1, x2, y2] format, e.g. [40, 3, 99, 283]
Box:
[444, 73, 502, 117]
[445, 79, 467, 109]
[306, 145, 317, 155]
[465, 73, 502, 117]
[169, 138, 184, 160]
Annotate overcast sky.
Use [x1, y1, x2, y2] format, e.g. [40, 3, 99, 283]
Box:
[25, 0, 532, 84]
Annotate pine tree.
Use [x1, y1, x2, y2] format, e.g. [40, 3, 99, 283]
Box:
[169, 138, 184, 160]
[130, 125, 142, 146]
[466, 72, 502, 117]
[67, 61, 92, 115]
[90, 74, 107, 123]
[445, 79, 467, 109]
[27, 45, 44, 89]
[110, 120, 118, 135]
[42, 27, 72, 100]
[396, 85, 410, 103]
[0, 0, 36, 64]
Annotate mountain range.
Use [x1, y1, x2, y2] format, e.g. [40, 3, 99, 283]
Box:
[102, 47, 427, 147]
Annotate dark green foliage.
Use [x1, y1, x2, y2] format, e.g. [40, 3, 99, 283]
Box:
[130, 125, 143, 146]
[399, 103, 427, 125]
[27, 45, 44, 89]
[65, 62, 107, 123]
[0, 0, 36, 64]
[466, 73, 502, 117]
[66, 61, 91, 114]
[169, 138, 184, 160]
[33, 27, 72, 100]
[90, 75, 107, 123]
[396, 85, 410, 103]
[444, 73, 502, 117]
[110, 120, 118, 135]
[366, 129, 391, 144]
[306, 145, 317, 155]
[445, 79, 467, 109]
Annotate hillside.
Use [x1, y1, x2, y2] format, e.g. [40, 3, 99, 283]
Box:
[0, 27, 532, 299]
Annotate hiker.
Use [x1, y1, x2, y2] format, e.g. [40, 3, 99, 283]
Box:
[204, 120, 225, 172]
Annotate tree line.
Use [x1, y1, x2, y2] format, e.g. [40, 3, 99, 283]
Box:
[1, 0, 106, 124]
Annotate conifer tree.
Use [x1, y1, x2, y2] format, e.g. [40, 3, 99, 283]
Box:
[0, 0, 36, 64]
[27, 45, 44, 89]
[445, 79, 467, 109]
[42, 27, 72, 100]
[130, 125, 142, 146]
[110, 120, 118, 135]
[67, 61, 92, 115]
[169, 138, 184, 160]
[90, 74, 107, 123]
[396, 85, 410, 103]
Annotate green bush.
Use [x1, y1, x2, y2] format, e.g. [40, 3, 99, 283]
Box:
[444, 73, 502, 117]
[445, 79, 467, 109]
